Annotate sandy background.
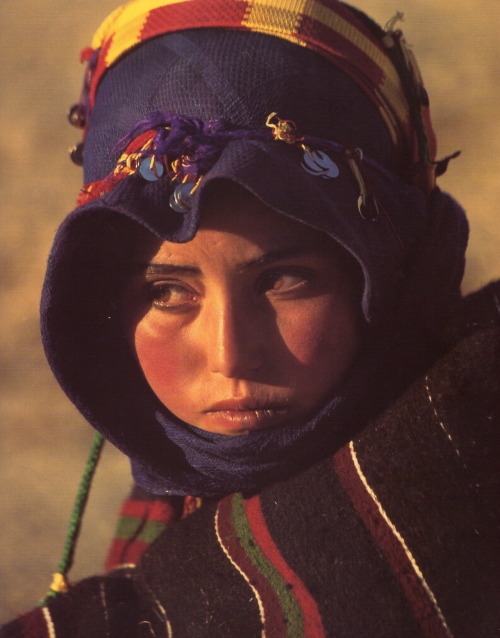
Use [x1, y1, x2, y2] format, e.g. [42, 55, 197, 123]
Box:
[1, 0, 499, 622]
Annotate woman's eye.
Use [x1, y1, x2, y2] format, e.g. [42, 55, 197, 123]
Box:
[150, 282, 197, 309]
[260, 270, 309, 295]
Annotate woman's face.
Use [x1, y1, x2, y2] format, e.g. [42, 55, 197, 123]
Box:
[121, 182, 363, 436]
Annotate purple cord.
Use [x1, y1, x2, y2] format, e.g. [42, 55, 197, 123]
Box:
[109, 111, 402, 188]
[113, 112, 275, 182]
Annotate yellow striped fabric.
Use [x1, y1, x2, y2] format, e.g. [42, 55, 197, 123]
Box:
[83, 0, 435, 170]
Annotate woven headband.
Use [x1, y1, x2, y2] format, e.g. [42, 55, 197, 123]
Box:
[72, 0, 437, 190]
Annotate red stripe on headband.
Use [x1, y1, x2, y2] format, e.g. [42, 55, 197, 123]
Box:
[142, 0, 250, 38]
[89, 38, 113, 112]
[297, 15, 410, 158]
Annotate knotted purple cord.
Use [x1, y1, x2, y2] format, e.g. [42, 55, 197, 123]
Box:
[113, 112, 275, 182]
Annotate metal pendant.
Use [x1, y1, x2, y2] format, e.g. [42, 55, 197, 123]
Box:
[169, 182, 195, 212]
[357, 193, 380, 221]
[138, 157, 165, 182]
[301, 150, 339, 179]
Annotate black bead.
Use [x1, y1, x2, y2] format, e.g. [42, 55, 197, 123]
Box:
[67, 103, 86, 128]
[69, 142, 84, 166]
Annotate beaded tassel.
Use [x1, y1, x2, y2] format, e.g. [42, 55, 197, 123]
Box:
[39, 433, 105, 606]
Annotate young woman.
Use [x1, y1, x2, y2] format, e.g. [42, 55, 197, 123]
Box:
[2, 0, 498, 636]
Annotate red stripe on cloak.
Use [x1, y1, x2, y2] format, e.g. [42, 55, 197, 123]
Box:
[333, 445, 452, 638]
[120, 498, 180, 523]
[105, 537, 150, 571]
[245, 494, 327, 638]
[217, 494, 289, 636]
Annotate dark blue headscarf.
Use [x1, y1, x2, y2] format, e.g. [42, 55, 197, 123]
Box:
[41, 29, 468, 497]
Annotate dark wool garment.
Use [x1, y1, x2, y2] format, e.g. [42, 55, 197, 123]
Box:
[3, 288, 499, 638]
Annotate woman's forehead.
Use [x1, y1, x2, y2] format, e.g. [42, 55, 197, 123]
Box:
[133, 182, 343, 263]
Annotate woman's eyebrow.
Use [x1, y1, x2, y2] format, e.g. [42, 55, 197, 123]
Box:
[135, 245, 325, 275]
[240, 244, 325, 271]
[142, 263, 201, 275]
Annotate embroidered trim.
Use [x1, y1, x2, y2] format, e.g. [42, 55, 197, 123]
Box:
[41, 606, 56, 638]
[424, 375, 463, 463]
[215, 501, 266, 637]
[99, 581, 110, 638]
[347, 441, 454, 637]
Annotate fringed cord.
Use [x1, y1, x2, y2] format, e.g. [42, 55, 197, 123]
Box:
[39, 432, 105, 606]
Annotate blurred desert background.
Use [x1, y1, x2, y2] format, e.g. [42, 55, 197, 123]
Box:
[0, 0, 499, 622]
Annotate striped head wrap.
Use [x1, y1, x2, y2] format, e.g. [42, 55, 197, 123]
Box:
[73, 0, 437, 192]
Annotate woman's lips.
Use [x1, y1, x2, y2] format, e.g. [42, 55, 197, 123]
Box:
[202, 399, 290, 432]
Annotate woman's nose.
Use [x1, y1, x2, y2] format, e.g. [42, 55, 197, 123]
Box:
[205, 296, 264, 378]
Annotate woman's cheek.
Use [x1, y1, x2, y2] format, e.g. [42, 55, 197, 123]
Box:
[276, 299, 339, 364]
[277, 295, 361, 393]
[133, 323, 193, 399]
